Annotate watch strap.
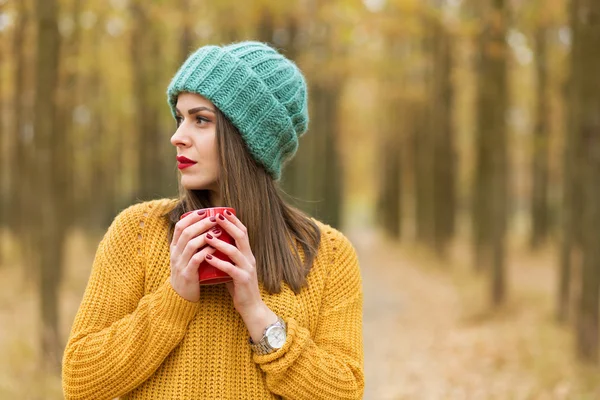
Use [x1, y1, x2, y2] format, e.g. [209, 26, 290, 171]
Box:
[249, 316, 286, 355]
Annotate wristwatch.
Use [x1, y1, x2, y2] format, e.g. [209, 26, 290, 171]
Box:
[249, 316, 287, 355]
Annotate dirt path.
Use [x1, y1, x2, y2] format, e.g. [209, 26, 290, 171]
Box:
[349, 229, 597, 400]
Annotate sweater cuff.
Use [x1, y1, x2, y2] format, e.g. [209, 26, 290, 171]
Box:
[252, 317, 309, 371]
[153, 279, 200, 328]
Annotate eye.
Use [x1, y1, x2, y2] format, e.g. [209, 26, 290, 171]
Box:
[175, 116, 183, 127]
[196, 116, 210, 125]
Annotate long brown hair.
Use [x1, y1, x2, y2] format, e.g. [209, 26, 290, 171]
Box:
[165, 108, 321, 294]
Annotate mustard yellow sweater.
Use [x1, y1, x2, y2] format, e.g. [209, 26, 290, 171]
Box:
[62, 199, 364, 400]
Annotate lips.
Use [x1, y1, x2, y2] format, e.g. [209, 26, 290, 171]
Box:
[177, 155, 197, 170]
[177, 155, 196, 163]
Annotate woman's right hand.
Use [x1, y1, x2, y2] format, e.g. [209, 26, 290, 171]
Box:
[169, 210, 221, 302]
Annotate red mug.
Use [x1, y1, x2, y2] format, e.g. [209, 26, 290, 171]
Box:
[180, 207, 236, 285]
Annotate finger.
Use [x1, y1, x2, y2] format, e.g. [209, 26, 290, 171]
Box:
[175, 215, 218, 255]
[185, 246, 216, 276]
[172, 210, 208, 247]
[205, 231, 249, 268]
[181, 227, 222, 264]
[204, 253, 243, 281]
[214, 212, 253, 256]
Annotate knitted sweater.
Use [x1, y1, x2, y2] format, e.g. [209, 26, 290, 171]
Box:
[62, 199, 364, 400]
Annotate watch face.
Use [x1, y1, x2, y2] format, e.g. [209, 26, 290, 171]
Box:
[266, 326, 286, 349]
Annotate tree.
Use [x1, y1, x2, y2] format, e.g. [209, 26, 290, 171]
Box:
[430, 12, 456, 255]
[280, 4, 345, 228]
[10, 0, 34, 273]
[0, 2, 5, 251]
[472, 0, 509, 306]
[572, 0, 600, 363]
[33, 0, 64, 370]
[130, 1, 168, 201]
[530, 25, 551, 249]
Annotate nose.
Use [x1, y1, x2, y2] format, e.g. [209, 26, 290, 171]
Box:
[170, 123, 191, 148]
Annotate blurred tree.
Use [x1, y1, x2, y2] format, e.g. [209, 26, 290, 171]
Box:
[414, 21, 435, 245]
[10, 0, 33, 271]
[179, 0, 193, 63]
[374, 5, 407, 240]
[530, 25, 551, 250]
[33, 0, 63, 370]
[573, 0, 600, 363]
[376, 73, 403, 239]
[256, 6, 275, 44]
[429, 11, 456, 255]
[558, 1, 583, 324]
[86, 9, 119, 229]
[377, 127, 402, 239]
[414, 93, 434, 245]
[0, 3, 4, 249]
[281, 3, 344, 228]
[472, 0, 509, 306]
[130, 1, 168, 201]
[55, 0, 82, 229]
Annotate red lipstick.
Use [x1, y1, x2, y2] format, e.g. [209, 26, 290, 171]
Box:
[177, 155, 197, 170]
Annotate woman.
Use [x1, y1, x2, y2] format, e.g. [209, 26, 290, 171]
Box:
[62, 41, 364, 400]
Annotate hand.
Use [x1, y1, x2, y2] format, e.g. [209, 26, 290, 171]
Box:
[169, 210, 220, 302]
[204, 211, 278, 341]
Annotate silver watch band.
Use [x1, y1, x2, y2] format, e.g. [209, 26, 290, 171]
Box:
[249, 317, 287, 355]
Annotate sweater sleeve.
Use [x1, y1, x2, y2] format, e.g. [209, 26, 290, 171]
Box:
[254, 230, 365, 400]
[62, 203, 200, 400]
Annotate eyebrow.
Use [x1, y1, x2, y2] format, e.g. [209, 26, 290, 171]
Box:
[175, 106, 216, 115]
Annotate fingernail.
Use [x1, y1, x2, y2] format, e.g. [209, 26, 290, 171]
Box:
[206, 254, 213, 260]
[197, 210, 206, 216]
[218, 214, 225, 221]
[225, 210, 233, 216]
[209, 216, 216, 222]
[206, 233, 213, 240]
[212, 228, 221, 234]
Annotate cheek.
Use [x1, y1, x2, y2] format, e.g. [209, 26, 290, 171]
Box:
[207, 135, 219, 164]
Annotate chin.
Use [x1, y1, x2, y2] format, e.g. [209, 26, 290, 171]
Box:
[180, 176, 217, 192]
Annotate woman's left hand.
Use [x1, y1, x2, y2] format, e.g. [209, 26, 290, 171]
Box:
[204, 211, 278, 341]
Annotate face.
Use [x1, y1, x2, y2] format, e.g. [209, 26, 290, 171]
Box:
[171, 92, 220, 193]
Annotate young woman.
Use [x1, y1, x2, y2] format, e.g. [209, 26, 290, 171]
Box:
[62, 41, 364, 400]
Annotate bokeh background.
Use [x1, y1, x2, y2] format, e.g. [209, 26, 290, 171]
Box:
[1, 0, 600, 398]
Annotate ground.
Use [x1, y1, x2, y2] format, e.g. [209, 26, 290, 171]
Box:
[0, 228, 599, 399]
[353, 228, 600, 399]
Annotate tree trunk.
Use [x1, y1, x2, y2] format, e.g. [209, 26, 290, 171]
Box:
[320, 86, 343, 228]
[573, 0, 600, 363]
[489, 0, 509, 307]
[557, 0, 580, 324]
[257, 7, 275, 44]
[11, 0, 34, 273]
[473, 0, 508, 306]
[413, 100, 434, 245]
[431, 17, 456, 256]
[54, 0, 82, 228]
[33, 0, 64, 371]
[377, 111, 402, 239]
[130, 2, 165, 201]
[530, 26, 551, 249]
[280, 16, 344, 228]
[179, 0, 193, 63]
[558, 98, 575, 323]
[0, 3, 5, 266]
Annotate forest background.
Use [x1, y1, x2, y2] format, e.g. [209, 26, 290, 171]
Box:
[1, 0, 600, 398]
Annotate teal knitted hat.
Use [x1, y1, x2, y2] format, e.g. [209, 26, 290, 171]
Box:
[166, 41, 309, 180]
